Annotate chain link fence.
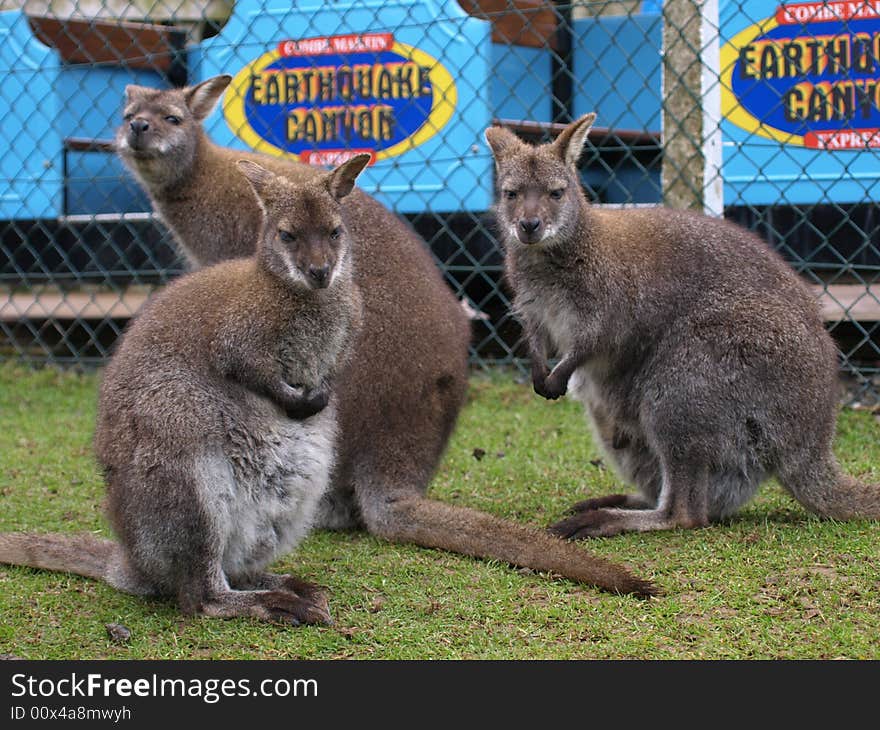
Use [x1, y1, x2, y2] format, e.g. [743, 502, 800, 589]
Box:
[0, 0, 878, 403]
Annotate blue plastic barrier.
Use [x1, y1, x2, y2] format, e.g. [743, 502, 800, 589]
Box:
[0, 3, 669, 220]
[0, 11, 61, 219]
[721, 0, 880, 205]
[194, 0, 495, 213]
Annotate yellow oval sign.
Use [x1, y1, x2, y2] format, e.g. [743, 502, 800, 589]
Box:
[223, 32, 457, 164]
[722, 7, 880, 150]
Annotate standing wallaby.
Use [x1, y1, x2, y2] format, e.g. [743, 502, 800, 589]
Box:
[486, 114, 880, 539]
[106, 75, 655, 596]
[0, 156, 369, 623]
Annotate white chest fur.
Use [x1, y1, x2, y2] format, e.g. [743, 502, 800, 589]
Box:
[515, 279, 579, 359]
[195, 406, 337, 580]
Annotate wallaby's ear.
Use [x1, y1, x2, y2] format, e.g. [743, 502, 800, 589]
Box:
[184, 75, 233, 121]
[552, 113, 596, 169]
[325, 153, 371, 200]
[484, 125, 523, 165]
[124, 84, 151, 103]
[236, 159, 275, 208]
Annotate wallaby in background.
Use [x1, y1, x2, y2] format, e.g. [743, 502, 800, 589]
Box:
[0, 156, 370, 623]
[109, 75, 655, 596]
[486, 114, 880, 539]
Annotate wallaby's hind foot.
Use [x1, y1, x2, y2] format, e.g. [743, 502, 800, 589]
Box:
[277, 576, 331, 615]
[549, 509, 622, 539]
[197, 588, 332, 626]
[568, 493, 654, 512]
[551, 463, 711, 539]
[549, 506, 710, 539]
[267, 574, 329, 603]
[232, 571, 326, 595]
[230, 572, 331, 620]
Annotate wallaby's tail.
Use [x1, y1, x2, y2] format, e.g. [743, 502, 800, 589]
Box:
[362, 495, 658, 597]
[0, 532, 115, 581]
[781, 456, 880, 520]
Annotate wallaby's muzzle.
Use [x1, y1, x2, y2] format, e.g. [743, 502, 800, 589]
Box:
[517, 217, 544, 244]
[126, 118, 153, 153]
[307, 264, 331, 289]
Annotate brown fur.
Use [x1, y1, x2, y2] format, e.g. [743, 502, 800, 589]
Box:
[486, 114, 880, 539]
[0, 161, 368, 624]
[104, 76, 654, 596]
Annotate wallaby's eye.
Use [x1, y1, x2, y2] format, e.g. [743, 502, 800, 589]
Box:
[549, 188, 564, 200]
[278, 230, 296, 243]
[123, 113, 134, 121]
[503, 189, 518, 200]
[164, 115, 181, 125]
[330, 227, 342, 241]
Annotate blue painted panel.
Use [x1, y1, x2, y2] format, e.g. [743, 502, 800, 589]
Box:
[720, 0, 880, 205]
[0, 10, 62, 219]
[572, 13, 663, 131]
[65, 152, 152, 216]
[491, 43, 552, 123]
[193, 0, 495, 213]
[582, 163, 660, 205]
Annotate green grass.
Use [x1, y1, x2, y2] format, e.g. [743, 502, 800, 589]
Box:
[1, 362, 878, 659]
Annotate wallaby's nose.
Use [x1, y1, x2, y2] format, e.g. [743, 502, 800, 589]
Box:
[309, 265, 331, 287]
[519, 218, 541, 235]
[130, 118, 149, 135]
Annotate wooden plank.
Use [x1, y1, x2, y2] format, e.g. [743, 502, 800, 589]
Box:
[65, 137, 115, 153]
[2, 284, 877, 323]
[495, 117, 661, 145]
[817, 284, 880, 322]
[28, 16, 186, 76]
[0, 288, 153, 322]
[458, 0, 559, 49]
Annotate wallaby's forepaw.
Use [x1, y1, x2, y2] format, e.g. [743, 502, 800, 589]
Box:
[284, 384, 330, 419]
[259, 590, 333, 626]
[533, 373, 566, 400]
[548, 509, 622, 539]
[570, 494, 631, 512]
[536, 371, 568, 400]
[533, 379, 559, 400]
[530, 360, 551, 397]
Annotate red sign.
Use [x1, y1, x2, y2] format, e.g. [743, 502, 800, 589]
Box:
[278, 33, 394, 57]
[805, 128, 880, 149]
[299, 149, 376, 166]
[776, 1, 880, 25]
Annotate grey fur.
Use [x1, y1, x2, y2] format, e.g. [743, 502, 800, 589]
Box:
[486, 114, 880, 539]
[108, 76, 655, 596]
[0, 160, 367, 624]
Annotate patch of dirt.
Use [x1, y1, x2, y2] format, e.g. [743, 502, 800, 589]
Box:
[803, 565, 838, 581]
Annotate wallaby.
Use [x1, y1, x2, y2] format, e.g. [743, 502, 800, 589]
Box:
[0, 156, 370, 623]
[486, 114, 880, 539]
[106, 75, 656, 596]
